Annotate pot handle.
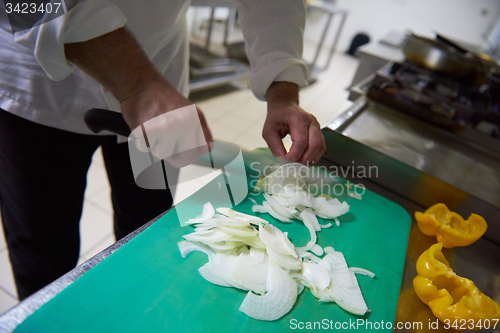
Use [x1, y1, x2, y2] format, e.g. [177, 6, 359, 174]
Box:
[434, 32, 468, 55]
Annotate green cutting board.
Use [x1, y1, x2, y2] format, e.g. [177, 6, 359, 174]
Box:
[15, 172, 411, 332]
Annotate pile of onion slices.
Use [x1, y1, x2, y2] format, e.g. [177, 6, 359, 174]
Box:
[178, 202, 373, 321]
[251, 163, 351, 255]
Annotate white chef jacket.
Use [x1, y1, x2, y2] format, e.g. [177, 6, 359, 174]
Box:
[0, 0, 308, 135]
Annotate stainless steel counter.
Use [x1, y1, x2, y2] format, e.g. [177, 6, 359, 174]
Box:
[321, 96, 500, 332]
[325, 97, 500, 245]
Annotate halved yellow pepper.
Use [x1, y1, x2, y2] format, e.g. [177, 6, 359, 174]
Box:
[413, 243, 500, 331]
[415, 203, 487, 248]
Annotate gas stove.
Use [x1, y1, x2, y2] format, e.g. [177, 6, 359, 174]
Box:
[367, 62, 500, 139]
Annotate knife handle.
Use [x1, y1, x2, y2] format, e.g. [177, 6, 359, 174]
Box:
[84, 108, 132, 137]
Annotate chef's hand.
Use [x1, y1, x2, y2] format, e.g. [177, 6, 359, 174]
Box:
[120, 79, 213, 168]
[263, 82, 326, 165]
[65, 27, 212, 167]
[119, 76, 212, 145]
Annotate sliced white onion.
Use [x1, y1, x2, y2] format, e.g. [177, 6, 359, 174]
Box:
[209, 220, 249, 228]
[216, 207, 235, 217]
[208, 241, 240, 251]
[264, 163, 308, 195]
[179, 203, 372, 321]
[262, 201, 292, 223]
[311, 244, 324, 256]
[252, 205, 267, 214]
[321, 251, 369, 315]
[289, 190, 313, 207]
[314, 200, 350, 219]
[228, 234, 266, 250]
[186, 228, 215, 235]
[290, 273, 313, 289]
[183, 229, 232, 243]
[234, 247, 269, 293]
[296, 249, 309, 257]
[239, 262, 297, 321]
[273, 195, 295, 210]
[202, 202, 216, 218]
[220, 226, 258, 237]
[310, 212, 321, 232]
[258, 224, 297, 258]
[297, 209, 318, 251]
[302, 262, 331, 291]
[324, 246, 335, 254]
[266, 247, 302, 271]
[199, 262, 231, 287]
[178, 240, 215, 259]
[350, 267, 375, 278]
[209, 248, 269, 294]
[263, 193, 294, 219]
[209, 251, 242, 289]
[349, 191, 362, 200]
[217, 207, 268, 225]
[297, 281, 305, 295]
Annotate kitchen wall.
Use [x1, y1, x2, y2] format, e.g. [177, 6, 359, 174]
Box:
[305, 0, 500, 52]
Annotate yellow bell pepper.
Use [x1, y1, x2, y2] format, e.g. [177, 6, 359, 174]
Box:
[415, 203, 487, 248]
[413, 243, 500, 331]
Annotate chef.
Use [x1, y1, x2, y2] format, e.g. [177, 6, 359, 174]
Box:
[0, 0, 326, 300]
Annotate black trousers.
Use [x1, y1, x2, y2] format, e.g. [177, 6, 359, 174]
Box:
[0, 109, 174, 300]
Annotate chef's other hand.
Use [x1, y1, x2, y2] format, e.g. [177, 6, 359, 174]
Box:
[263, 82, 326, 165]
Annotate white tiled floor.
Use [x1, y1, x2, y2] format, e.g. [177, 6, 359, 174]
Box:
[0, 50, 359, 315]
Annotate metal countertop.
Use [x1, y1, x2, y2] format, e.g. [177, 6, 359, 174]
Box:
[321, 96, 500, 332]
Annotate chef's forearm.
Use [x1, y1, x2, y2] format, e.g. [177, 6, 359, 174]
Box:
[64, 27, 169, 103]
[266, 82, 300, 108]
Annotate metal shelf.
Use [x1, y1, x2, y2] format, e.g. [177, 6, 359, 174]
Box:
[188, 43, 251, 93]
[188, 5, 249, 93]
[305, 2, 348, 82]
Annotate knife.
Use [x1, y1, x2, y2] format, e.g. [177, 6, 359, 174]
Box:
[84, 108, 289, 183]
[84, 109, 336, 224]
[84, 108, 283, 175]
[84, 108, 287, 222]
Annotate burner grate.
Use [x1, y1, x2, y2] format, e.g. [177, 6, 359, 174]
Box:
[368, 62, 500, 138]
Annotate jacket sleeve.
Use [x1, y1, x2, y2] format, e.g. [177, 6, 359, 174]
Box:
[14, 0, 127, 81]
[233, 0, 309, 101]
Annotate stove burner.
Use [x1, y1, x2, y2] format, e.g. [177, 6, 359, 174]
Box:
[368, 62, 500, 138]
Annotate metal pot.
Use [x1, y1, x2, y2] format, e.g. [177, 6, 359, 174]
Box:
[402, 33, 499, 84]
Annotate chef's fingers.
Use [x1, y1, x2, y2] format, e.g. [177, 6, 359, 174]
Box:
[313, 129, 326, 164]
[312, 145, 326, 165]
[310, 123, 326, 164]
[263, 126, 287, 158]
[298, 124, 326, 165]
[284, 115, 310, 162]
